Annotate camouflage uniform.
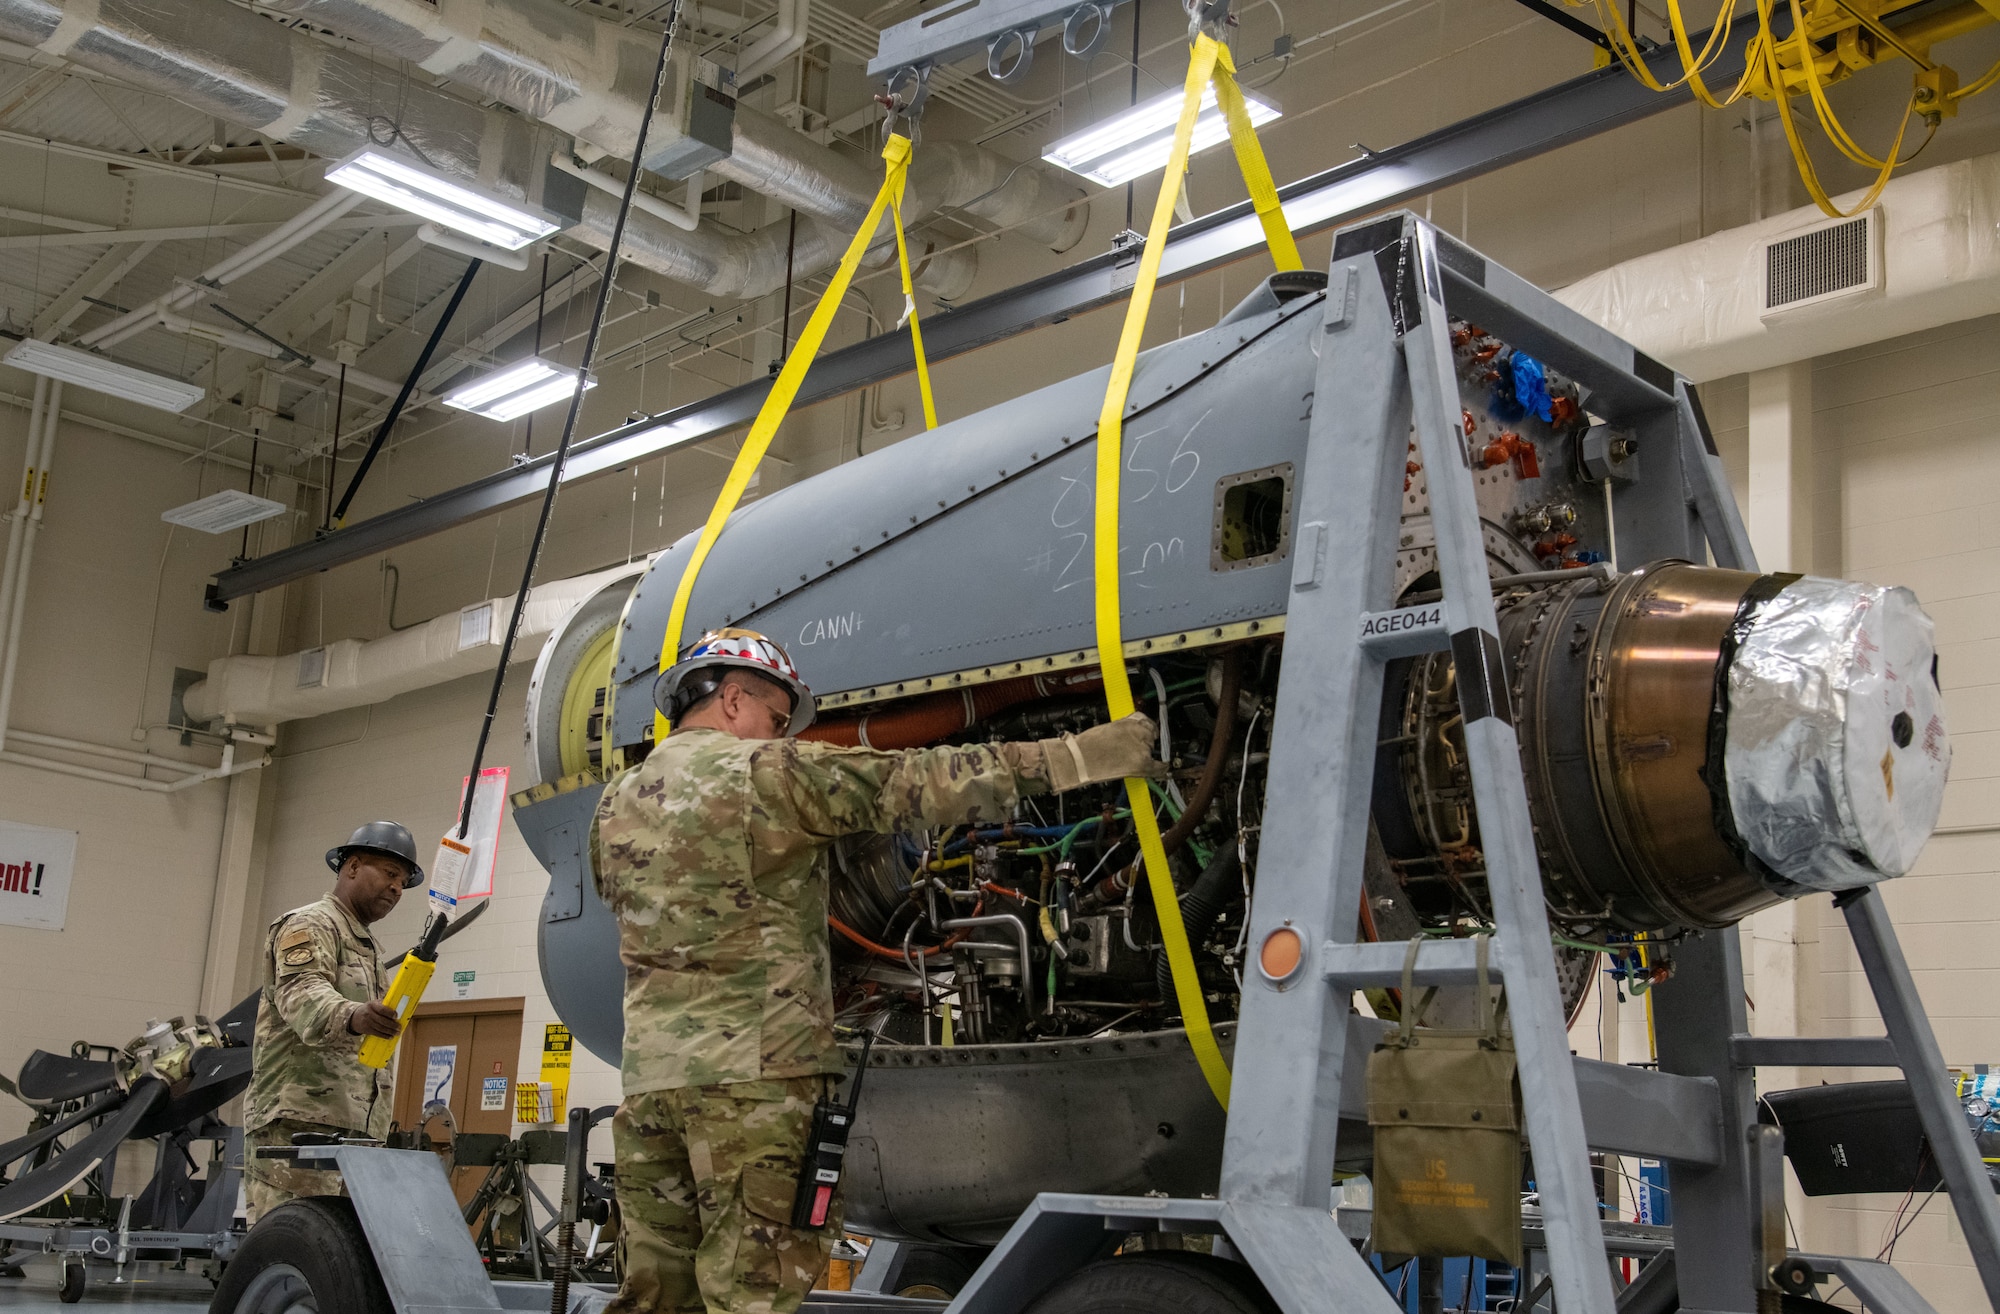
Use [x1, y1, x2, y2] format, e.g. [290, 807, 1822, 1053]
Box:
[243, 894, 394, 1221]
[593, 729, 1052, 1314]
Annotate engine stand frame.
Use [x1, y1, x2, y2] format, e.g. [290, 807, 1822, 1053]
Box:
[946, 212, 2000, 1314]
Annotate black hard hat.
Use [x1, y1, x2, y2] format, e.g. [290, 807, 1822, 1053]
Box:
[326, 821, 425, 889]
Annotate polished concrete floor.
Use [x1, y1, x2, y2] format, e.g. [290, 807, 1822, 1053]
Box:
[0, 1260, 212, 1310]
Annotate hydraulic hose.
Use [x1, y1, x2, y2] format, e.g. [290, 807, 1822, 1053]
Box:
[1159, 648, 1242, 857]
[1155, 845, 1241, 1017]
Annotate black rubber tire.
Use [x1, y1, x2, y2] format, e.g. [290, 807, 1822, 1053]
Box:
[893, 1247, 983, 1299]
[1024, 1252, 1277, 1314]
[208, 1198, 392, 1314]
[57, 1261, 85, 1304]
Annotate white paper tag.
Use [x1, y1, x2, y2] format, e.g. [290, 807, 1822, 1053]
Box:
[428, 836, 473, 915]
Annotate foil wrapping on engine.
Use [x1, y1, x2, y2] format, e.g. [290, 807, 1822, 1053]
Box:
[1724, 576, 1950, 890]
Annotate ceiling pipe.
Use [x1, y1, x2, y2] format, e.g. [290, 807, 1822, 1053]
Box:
[153, 310, 424, 401]
[0, 739, 268, 792]
[734, 0, 807, 83]
[81, 191, 365, 349]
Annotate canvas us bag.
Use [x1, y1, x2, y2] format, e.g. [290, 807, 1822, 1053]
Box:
[1365, 934, 1523, 1264]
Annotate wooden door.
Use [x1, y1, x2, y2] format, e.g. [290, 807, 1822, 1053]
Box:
[394, 997, 525, 1206]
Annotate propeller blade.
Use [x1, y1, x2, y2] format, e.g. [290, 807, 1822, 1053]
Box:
[0, 1088, 127, 1171]
[0, 1079, 165, 1221]
[15, 1051, 120, 1104]
[216, 990, 260, 1045]
[129, 1049, 255, 1141]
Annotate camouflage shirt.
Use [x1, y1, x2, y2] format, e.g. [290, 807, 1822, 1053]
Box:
[244, 894, 393, 1136]
[593, 728, 1052, 1094]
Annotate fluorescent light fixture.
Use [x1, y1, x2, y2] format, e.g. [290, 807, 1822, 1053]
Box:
[1043, 86, 1281, 189]
[443, 357, 595, 422]
[326, 149, 561, 251]
[3, 337, 205, 412]
[162, 489, 288, 534]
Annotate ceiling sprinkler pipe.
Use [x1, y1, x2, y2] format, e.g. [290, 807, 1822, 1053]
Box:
[81, 191, 365, 349]
[733, 0, 808, 83]
[153, 311, 421, 402]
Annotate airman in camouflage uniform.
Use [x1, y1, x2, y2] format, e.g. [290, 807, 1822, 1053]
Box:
[594, 628, 1164, 1314]
[243, 823, 422, 1221]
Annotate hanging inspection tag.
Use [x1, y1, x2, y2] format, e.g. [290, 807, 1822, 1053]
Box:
[655, 134, 938, 737]
[428, 836, 473, 917]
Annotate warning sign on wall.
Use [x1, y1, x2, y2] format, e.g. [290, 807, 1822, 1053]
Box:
[541, 1024, 572, 1118]
[0, 820, 76, 931]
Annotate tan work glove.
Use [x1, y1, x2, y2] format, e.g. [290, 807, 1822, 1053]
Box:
[1040, 713, 1169, 792]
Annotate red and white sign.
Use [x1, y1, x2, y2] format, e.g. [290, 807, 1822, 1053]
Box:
[0, 820, 77, 931]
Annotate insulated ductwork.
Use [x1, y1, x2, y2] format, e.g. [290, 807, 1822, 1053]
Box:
[0, 0, 577, 221]
[0, 0, 987, 300]
[182, 563, 643, 725]
[576, 193, 977, 301]
[1557, 150, 2000, 380]
[256, 0, 1087, 249]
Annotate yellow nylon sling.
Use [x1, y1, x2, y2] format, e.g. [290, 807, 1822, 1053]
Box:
[1092, 33, 1302, 1108]
[654, 134, 937, 736]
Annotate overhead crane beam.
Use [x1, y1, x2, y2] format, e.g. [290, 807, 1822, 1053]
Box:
[208, 28, 1736, 606]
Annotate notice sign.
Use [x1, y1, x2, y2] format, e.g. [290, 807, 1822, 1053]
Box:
[0, 820, 77, 931]
[425, 1044, 458, 1110]
[481, 1076, 507, 1111]
[541, 1024, 572, 1118]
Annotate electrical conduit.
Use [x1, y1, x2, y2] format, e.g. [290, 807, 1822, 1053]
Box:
[0, 379, 58, 755]
[0, 375, 46, 697]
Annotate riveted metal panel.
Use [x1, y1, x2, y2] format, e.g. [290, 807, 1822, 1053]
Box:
[606, 293, 1324, 747]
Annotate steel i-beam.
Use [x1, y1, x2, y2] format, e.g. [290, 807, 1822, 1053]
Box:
[208, 31, 1736, 606]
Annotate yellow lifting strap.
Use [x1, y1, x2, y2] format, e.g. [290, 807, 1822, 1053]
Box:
[655, 134, 937, 737]
[1092, 32, 1300, 1109]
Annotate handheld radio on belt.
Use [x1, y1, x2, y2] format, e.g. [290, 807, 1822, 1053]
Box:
[792, 1029, 876, 1229]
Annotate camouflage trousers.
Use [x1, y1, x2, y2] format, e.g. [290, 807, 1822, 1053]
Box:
[605, 1078, 840, 1314]
[243, 1118, 356, 1223]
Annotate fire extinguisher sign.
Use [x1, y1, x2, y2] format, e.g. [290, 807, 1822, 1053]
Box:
[0, 820, 76, 931]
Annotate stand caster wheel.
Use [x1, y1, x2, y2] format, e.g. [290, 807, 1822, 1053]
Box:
[58, 1260, 86, 1304]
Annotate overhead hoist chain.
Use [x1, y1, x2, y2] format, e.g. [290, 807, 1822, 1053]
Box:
[655, 132, 937, 736]
[1090, 26, 1301, 1110]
